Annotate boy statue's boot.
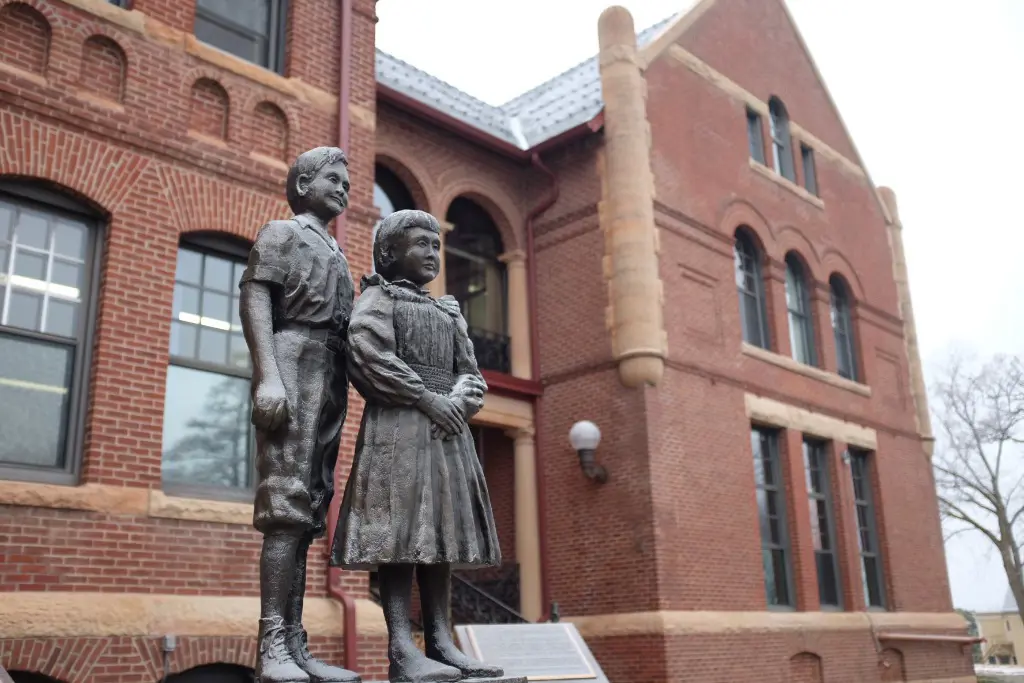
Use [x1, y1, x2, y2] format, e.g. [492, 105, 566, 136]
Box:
[285, 536, 361, 683]
[258, 617, 310, 683]
[380, 564, 462, 683]
[419, 565, 503, 679]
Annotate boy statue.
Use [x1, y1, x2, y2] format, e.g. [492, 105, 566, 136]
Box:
[239, 147, 361, 683]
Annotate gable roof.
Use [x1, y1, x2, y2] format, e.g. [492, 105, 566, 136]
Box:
[375, 12, 683, 152]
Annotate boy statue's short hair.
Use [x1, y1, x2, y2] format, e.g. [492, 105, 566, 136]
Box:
[374, 209, 440, 279]
[286, 146, 349, 214]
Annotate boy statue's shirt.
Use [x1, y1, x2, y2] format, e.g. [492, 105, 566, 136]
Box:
[241, 214, 354, 332]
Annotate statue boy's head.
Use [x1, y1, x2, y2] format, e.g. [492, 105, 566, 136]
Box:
[374, 209, 441, 286]
[286, 146, 350, 220]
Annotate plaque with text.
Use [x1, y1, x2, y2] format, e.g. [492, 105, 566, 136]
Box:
[455, 623, 609, 683]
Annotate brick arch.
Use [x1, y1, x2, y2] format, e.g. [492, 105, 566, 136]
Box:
[821, 247, 865, 301]
[788, 651, 823, 683]
[0, 638, 106, 683]
[80, 34, 127, 103]
[718, 197, 777, 259]
[375, 151, 432, 214]
[242, 91, 299, 155]
[878, 647, 906, 682]
[0, 1, 53, 77]
[250, 100, 290, 162]
[776, 225, 824, 282]
[437, 183, 521, 252]
[158, 165, 289, 242]
[0, 116, 148, 212]
[188, 77, 230, 141]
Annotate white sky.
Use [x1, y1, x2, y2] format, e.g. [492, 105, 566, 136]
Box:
[376, 0, 1024, 613]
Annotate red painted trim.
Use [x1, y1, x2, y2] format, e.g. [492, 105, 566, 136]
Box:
[525, 152, 559, 621]
[327, 0, 358, 671]
[377, 84, 604, 161]
[481, 370, 543, 397]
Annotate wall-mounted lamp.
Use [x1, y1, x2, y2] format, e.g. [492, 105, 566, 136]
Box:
[569, 420, 608, 484]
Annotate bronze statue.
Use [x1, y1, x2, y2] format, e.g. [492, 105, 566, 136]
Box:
[239, 146, 361, 683]
[331, 209, 507, 682]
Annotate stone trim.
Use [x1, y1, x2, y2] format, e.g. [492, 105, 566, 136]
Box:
[567, 609, 966, 638]
[0, 592, 387, 639]
[749, 158, 825, 210]
[742, 343, 872, 397]
[148, 490, 254, 525]
[745, 393, 877, 450]
[474, 394, 533, 431]
[0, 481, 148, 514]
[665, 45, 866, 180]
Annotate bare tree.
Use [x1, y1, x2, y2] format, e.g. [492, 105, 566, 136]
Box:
[933, 351, 1024, 625]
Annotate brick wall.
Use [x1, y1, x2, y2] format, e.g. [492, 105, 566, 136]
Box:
[0, 0, 383, 678]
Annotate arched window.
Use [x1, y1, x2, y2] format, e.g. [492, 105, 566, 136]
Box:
[768, 97, 795, 182]
[165, 664, 255, 682]
[445, 197, 508, 374]
[161, 233, 255, 499]
[734, 229, 770, 349]
[372, 164, 416, 274]
[784, 253, 816, 366]
[0, 181, 102, 485]
[9, 672, 68, 683]
[830, 274, 858, 381]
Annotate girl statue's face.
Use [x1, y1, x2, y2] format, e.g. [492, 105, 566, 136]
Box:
[395, 226, 441, 286]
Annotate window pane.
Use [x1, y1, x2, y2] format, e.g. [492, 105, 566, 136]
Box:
[863, 556, 883, 607]
[176, 249, 202, 285]
[14, 209, 49, 249]
[8, 290, 42, 331]
[162, 365, 254, 491]
[771, 549, 790, 605]
[202, 290, 230, 325]
[174, 283, 200, 318]
[817, 552, 840, 606]
[0, 203, 13, 241]
[13, 250, 46, 280]
[203, 254, 234, 293]
[197, 0, 271, 34]
[170, 320, 198, 359]
[198, 327, 229, 365]
[45, 299, 78, 337]
[195, 16, 266, 66]
[0, 333, 73, 468]
[53, 220, 86, 259]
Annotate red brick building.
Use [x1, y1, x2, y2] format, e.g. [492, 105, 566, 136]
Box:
[0, 0, 973, 681]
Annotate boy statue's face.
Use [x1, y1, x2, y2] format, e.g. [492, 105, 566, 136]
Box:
[395, 226, 441, 286]
[298, 160, 350, 220]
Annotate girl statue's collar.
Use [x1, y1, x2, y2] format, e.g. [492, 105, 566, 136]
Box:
[360, 272, 431, 296]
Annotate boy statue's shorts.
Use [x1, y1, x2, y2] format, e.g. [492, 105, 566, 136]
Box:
[253, 330, 348, 538]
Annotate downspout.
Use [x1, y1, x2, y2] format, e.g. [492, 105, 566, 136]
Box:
[525, 151, 558, 620]
[327, 0, 358, 672]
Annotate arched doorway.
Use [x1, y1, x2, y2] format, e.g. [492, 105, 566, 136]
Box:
[444, 197, 508, 373]
[164, 664, 255, 683]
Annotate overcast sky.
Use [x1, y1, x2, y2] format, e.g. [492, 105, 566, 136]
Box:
[376, 0, 1024, 613]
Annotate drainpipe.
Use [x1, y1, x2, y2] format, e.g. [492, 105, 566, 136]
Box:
[525, 151, 558, 620]
[327, 0, 358, 672]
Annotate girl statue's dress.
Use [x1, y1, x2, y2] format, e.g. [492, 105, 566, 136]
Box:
[331, 273, 502, 571]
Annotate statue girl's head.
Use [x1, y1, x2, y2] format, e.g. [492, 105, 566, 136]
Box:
[373, 209, 442, 286]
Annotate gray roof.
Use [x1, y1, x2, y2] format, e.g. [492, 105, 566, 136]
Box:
[375, 15, 676, 151]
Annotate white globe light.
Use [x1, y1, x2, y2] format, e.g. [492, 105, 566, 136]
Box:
[569, 420, 601, 451]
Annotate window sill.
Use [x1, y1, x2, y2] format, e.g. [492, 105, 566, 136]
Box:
[75, 89, 125, 113]
[742, 342, 871, 397]
[749, 159, 824, 210]
[187, 130, 229, 149]
[149, 489, 253, 525]
[250, 151, 289, 172]
[0, 481, 253, 525]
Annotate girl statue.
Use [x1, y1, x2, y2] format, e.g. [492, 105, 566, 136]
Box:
[331, 209, 506, 683]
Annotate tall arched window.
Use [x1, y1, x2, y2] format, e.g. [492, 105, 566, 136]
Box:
[784, 253, 816, 366]
[445, 197, 508, 374]
[0, 182, 102, 485]
[830, 274, 858, 381]
[768, 97, 795, 182]
[372, 164, 416, 273]
[734, 229, 770, 349]
[161, 233, 255, 500]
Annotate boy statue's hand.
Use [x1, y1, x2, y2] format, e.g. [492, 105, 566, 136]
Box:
[417, 392, 466, 439]
[253, 378, 289, 431]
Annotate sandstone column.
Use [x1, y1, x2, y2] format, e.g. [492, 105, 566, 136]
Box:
[597, 6, 666, 388]
[877, 187, 934, 458]
[499, 250, 532, 379]
[428, 219, 455, 299]
[509, 427, 542, 621]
